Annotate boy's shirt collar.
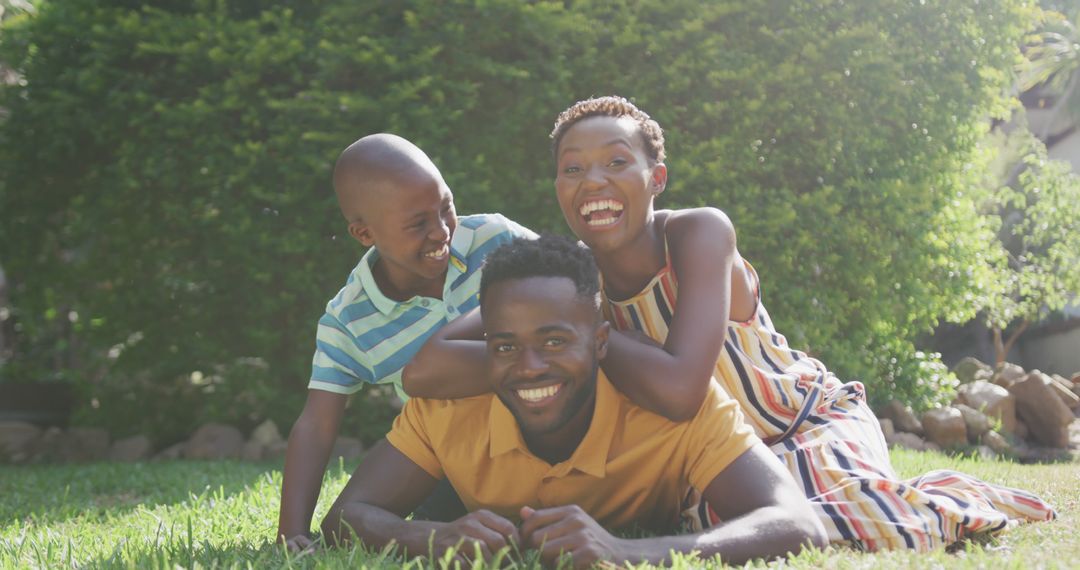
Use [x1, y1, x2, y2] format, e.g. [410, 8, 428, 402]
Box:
[357, 218, 475, 316]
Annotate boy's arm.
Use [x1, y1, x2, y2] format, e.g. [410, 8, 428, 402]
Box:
[277, 390, 348, 547]
[520, 444, 826, 568]
[601, 208, 738, 421]
[401, 308, 491, 399]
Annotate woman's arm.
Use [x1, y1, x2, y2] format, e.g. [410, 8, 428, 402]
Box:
[401, 307, 492, 399]
[602, 208, 746, 421]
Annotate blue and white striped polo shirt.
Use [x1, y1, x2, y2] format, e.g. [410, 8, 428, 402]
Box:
[309, 213, 536, 401]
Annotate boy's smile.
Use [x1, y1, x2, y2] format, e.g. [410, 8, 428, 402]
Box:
[352, 167, 458, 301]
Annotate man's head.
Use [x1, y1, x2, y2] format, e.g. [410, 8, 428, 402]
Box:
[333, 134, 457, 296]
[479, 235, 609, 444]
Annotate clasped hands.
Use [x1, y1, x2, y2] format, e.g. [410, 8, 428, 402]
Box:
[433, 505, 625, 569]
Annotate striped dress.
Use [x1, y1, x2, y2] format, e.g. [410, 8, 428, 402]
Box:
[603, 253, 1055, 551]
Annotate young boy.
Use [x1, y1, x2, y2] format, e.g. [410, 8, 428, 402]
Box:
[277, 134, 534, 550]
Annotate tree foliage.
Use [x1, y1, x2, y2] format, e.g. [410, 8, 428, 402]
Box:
[976, 124, 1080, 364]
[0, 0, 1039, 438]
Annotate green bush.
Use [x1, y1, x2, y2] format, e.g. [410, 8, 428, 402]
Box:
[0, 0, 1036, 439]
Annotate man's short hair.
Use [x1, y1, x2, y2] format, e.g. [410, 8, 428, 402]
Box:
[480, 235, 600, 307]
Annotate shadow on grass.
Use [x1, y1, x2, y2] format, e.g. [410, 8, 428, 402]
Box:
[0, 459, 324, 527]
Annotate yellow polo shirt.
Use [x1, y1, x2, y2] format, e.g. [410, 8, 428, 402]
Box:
[386, 371, 759, 531]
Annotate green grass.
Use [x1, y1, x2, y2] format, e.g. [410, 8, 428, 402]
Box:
[0, 450, 1076, 569]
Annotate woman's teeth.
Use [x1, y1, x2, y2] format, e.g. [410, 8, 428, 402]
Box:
[516, 384, 560, 402]
[579, 200, 624, 227]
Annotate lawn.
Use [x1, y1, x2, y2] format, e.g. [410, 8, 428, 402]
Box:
[1, 450, 1076, 569]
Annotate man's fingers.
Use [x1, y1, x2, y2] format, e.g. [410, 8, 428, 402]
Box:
[473, 510, 520, 547]
[520, 506, 585, 548]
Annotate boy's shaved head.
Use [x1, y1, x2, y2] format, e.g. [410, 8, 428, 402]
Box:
[333, 134, 443, 223]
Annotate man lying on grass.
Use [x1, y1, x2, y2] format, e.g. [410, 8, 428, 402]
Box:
[322, 235, 827, 567]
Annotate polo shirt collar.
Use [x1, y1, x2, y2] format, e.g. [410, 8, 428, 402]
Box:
[356, 248, 399, 316]
[356, 218, 474, 316]
[488, 370, 619, 478]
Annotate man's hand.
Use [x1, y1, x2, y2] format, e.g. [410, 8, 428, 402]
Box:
[519, 505, 625, 569]
[280, 533, 316, 554]
[433, 510, 520, 563]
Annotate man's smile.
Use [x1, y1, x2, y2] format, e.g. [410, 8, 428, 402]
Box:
[515, 382, 564, 404]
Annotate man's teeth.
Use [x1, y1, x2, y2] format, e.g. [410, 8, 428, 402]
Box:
[578, 199, 624, 217]
[516, 384, 560, 402]
[424, 245, 448, 258]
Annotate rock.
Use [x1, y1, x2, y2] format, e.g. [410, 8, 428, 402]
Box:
[263, 440, 288, 462]
[109, 435, 152, 462]
[982, 430, 1012, 455]
[29, 427, 63, 462]
[1049, 375, 1080, 409]
[329, 436, 364, 463]
[878, 400, 924, 435]
[57, 428, 110, 463]
[183, 423, 244, 459]
[972, 445, 996, 460]
[1007, 372, 1073, 448]
[249, 419, 283, 448]
[153, 441, 185, 461]
[992, 362, 1026, 388]
[0, 421, 42, 463]
[889, 432, 929, 451]
[241, 440, 264, 461]
[921, 407, 968, 448]
[1014, 419, 1029, 441]
[878, 418, 895, 441]
[955, 381, 1017, 435]
[955, 404, 992, 441]
[24, 427, 110, 463]
[953, 357, 992, 384]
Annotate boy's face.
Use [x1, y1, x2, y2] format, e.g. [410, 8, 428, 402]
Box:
[348, 168, 457, 299]
[554, 115, 666, 255]
[483, 276, 608, 440]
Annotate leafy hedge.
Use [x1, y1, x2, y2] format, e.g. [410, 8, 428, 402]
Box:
[0, 0, 1034, 440]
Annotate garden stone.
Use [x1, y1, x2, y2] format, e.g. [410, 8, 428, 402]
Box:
[1014, 419, 1029, 441]
[878, 418, 895, 441]
[955, 404, 992, 441]
[154, 442, 185, 461]
[1049, 375, 1079, 409]
[30, 427, 63, 462]
[921, 407, 967, 448]
[888, 432, 929, 451]
[250, 419, 283, 448]
[955, 381, 1017, 435]
[982, 430, 1012, 455]
[241, 440, 264, 461]
[329, 436, 364, 463]
[60, 427, 110, 462]
[109, 435, 151, 462]
[263, 441, 288, 462]
[0, 421, 41, 463]
[952, 357, 992, 384]
[1008, 372, 1073, 448]
[184, 423, 244, 459]
[973, 445, 996, 460]
[878, 400, 923, 435]
[992, 362, 1026, 388]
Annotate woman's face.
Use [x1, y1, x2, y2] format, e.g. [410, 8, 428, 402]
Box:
[554, 115, 666, 254]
